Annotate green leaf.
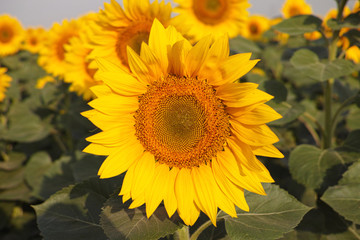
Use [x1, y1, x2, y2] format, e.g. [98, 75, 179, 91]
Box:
[2, 103, 50, 143]
[340, 129, 360, 153]
[290, 49, 355, 81]
[289, 145, 348, 189]
[33, 177, 119, 240]
[261, 80, 288, 103]
[272, 15, 322, 35]
[268, 102, 305, 126]
[0, 152, 26, 170]
[25, 151, 52, 190]
[0, 182, 31, 202]
[290, 49, 319, 67]
[229, 36, 261, 54]
[321, 162, 360, 224]
[71, 152, 104, 182]
[100, 197, 183, 240]
[0, 168, 24, 190]
[32, 156, 75, 200]
[221, 184, 310, 240]
[326, 12, 360, 30]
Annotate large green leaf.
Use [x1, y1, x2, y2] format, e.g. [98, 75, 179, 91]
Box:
[32, 156, 75, 200]
[321, 162, 360, 224]
[290, 49, 355, 81]
[221, 184, 310, 240]
[1, 103, 50, 143]
[25, 151, 52, 190]
[272, 15, 322, 35]
[229, 36, 261, 54]
[289, 145, 348, 189]
[0, 168, 24, 190]
[326, 12, 360, 30]
[268, 102, 305, 126]
[33, 177, 121, 240]
[100, 197, 183, 240]
[0, 152, 26, 171]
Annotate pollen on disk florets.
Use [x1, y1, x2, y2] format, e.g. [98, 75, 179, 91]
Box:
[135, 74, 230, 169]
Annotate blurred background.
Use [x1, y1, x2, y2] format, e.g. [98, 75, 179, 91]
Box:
[2, 0, 357, 28]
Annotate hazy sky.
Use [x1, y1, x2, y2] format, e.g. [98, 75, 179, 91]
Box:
[0, 0, 356, 28]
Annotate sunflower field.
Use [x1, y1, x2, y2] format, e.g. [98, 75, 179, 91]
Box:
[0, 0, 360, 239]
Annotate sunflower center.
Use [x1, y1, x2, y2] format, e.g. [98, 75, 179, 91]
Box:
[29, 37, 37, 46]
[115, 21, 152, 68]
[56, 35, 73, 61]
[0, 26, 13, 43]
[135, 75, 230, 168]
[289, 6, 301, 17]
[193, 0, 228, 25]
[249, 22, 260, 35]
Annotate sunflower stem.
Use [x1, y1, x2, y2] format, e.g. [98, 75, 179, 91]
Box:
[175, 226, 190, 240]
[190, 220, 212, 240]
[323, 0, 347, 149]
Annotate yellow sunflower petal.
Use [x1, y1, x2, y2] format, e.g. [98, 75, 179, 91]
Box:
[131, 151, 155, 199]
[99, 139, 144, 178]
[145, 163, 170, 218]
[185, 36, 212, 77]
[235, 104, 282, 125]
[164, 167, 179, 218]
[97, 71, 147, 96]
[88, 95, 138, 116]
[175, 168, 197, 226]
[252, 144, 285, 158]
[230, 120, 279, 146]
[192, 165, 218, 226]
[127, 46, 154, 85]
[212, 160, 249, 211]
[148, 18, 168, 74]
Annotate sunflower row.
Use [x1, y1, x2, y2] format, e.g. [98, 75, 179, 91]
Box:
[1, 0, 359, 103]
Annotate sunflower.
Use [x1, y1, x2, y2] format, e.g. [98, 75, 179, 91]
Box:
[38, 19, 81, 78]
[304, 31, 321, 41]
[87, 0, 172, 72]
[281, 0, 312, 19]
[0, 68, 12, 102]
[0, 14, 24, 57]
[22, 27, 47, 54]
[242, 15, 270, 41]
[82, 20, 283, 226]
[64, 13, 101, 100]
[172, 0, 250, 42]
[345, 45, 360, 63]
[36, 75, 56, 89]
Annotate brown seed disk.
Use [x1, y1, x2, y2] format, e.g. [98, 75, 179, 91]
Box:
[135, 74, 230, 168]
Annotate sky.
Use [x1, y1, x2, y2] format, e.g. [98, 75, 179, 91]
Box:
[0, 0, 356, 28]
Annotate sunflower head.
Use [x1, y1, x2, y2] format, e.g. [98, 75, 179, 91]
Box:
[83, 19, 283, 226]
[345, 45, 360, 63]
[87, 0, 172, 72]
[243, 15, 270, 41]
[281, 0, 312, 18]
[22, 27, 47, 54]
[63, 12, 101, 100]
[172, 0, 250, 42]
[0, 14, 24, 56]
[38, 19, 81, 77]
[0, 67, 12, 102]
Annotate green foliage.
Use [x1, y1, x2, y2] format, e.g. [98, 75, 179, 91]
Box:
[290, 49, 355, 81]
[322, 161, 360, 224]
[272, 15, 322, 35]
[221, 184, 310, 240]
[100, 197, 183, 240]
